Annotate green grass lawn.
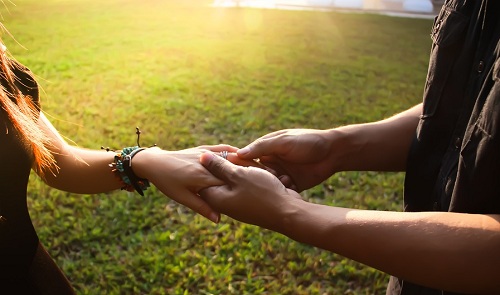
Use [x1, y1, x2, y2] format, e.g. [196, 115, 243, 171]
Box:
[4, 0, 432, 294]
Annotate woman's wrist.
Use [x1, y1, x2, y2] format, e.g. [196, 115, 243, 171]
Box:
[129, 147, 160, 180]
[108, 146, 152, 196]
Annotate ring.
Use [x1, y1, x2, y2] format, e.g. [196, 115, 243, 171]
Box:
[220, 151, 228, 160]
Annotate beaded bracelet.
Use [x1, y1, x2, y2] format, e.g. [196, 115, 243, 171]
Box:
[103, 127, 154, 196]
[109, 146, 150, 196]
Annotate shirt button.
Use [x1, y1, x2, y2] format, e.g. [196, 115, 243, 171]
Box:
[433, 20, 442, 34]
[478, 60, 485, 73]
[454, 137, 462, 149]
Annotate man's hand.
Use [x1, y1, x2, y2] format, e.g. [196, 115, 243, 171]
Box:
[236, 129, 338, 191]
[198, 152, 303, 232]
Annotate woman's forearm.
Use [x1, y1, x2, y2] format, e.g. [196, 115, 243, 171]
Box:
[283, 201, 500, 294]
[44, 145, 121, 194]
[37, 113, 121, 193]
[330, 103, 422, 172]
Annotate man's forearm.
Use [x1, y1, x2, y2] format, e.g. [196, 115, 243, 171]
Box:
[330, 103, 422, 172]
[283, 200, 500, 294]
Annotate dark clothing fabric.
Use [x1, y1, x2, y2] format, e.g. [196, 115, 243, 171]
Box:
[0, 62, 43, 290]
[388, 0, 500, 294]
[0, 61, 75, 294]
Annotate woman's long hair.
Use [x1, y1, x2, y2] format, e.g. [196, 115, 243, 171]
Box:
[0, 43, 55, 176]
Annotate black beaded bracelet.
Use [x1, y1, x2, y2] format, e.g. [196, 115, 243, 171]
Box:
[121, 147, 150, 196]
[104, 127, 154, 196]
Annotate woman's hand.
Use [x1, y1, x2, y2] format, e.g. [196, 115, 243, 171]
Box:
[198, 152, 303, 232]
[131, 146, 233, 223]
[198, 144, 269, 170]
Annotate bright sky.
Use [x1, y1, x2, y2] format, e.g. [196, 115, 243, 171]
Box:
[212, 0, 437, 15]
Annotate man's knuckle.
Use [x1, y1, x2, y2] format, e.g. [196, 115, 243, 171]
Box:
[211, 158, 225, 171]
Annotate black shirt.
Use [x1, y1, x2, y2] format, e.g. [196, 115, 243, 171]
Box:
[388, 0, 500, 294]
[0, 61, 41, 289]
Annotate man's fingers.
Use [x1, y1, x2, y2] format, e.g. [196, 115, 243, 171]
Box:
[278, 175, 294, 188]
[237, 139, 268, 160]
[237, 131, 289, 160]
[226, 152, 269, 170]
[200, 152, 239, 184]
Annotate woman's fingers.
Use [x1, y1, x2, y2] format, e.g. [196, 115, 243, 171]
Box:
[198, 144, 239, 153]
[169, 188, 221, 224]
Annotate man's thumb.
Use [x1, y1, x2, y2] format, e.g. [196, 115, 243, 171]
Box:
[200, 152, 233, 182]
